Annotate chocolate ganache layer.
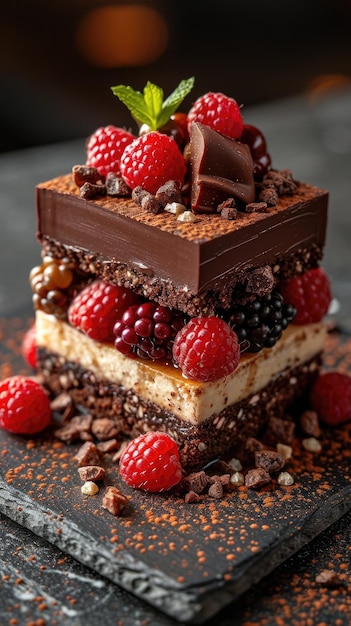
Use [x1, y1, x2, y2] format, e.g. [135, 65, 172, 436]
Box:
[36, 175, 328, 312]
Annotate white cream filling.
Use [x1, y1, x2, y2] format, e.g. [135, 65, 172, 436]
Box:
[36, 311, 326, 425]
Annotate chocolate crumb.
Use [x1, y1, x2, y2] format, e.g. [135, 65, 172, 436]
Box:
[132, 186, 148, 205]
[245, 201, 268, 213]
[315, 569, 344, 587]
[245, 467, 271, 489]
[264, 416, 295, 446]
[102, 486, 128, 516]
[300, 409, 321, 438]
[78, 465, 105, 482]
[80, 181, 106, 200]
[141, 192, 163, 214]
[105, 172, 131, 196]
[72, 164, 101, 187]
[155, 180, 182, 206]
[258, 187, 278, 206]
[255, 449, 285, 474]
[208, 480, 224, 499]
[184, 490, 201, 503]
[96, 439, 121, 453]
[74, 441, 101, 467]
[181, 470, 210, 494]
[91, 418, 120, 441]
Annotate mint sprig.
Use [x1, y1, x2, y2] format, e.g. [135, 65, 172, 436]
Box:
[111, 77, 195, 130]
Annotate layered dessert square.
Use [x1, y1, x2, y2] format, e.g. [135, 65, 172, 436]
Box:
[31, 79, 331, 470]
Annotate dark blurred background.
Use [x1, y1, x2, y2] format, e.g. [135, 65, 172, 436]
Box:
[1, 0, 351, 153]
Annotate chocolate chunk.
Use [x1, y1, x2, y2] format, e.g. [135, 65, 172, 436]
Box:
[246, 265, 275, 296]
[262, 169, 297, 196]
[300, 409, 321, 438]
[96, 439, 121, 453]
[245, 467, 271, 489]
[182, 470, 210, 494]
[141, 192, 163, 214]
[132, 186, 148, 205]
[245, 201, 268, 213]
[78, 465, 106, 482]
[102, 486, 128, 516]
[54, 414, 93, 444]
[74, 441, 101, 467]
[255, 450, 285, 474]
[264, 416, 295, 446]
[258, 187, 278, 206]
[208, 480, 224, 499]
[218, 198, 238, 220]
[72, 164, 101, 187]
[91, 418, 120, 441]
[80, 181, 106, 199]
[105, 172, 131, 196]
[155, 180, 182, 206]
[184, 490, 201, 503]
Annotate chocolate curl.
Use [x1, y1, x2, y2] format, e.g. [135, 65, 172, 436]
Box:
[190, 122, 255, 213]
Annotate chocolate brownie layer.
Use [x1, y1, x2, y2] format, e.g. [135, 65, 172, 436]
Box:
[37, 175, 328, 315]
[38, 347, 321, 470]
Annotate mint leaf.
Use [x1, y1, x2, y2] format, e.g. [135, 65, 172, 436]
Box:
[157, 77, 195, 128]
[143, 81, 164, 127]
[111, 77, 195, 130]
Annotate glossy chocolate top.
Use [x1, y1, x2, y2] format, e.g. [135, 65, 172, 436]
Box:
[36, 174, 328, 295]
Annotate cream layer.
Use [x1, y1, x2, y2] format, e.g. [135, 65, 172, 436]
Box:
[36, 311, 326, 425]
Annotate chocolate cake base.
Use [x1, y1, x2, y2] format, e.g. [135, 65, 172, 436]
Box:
[38, 347, 322, 469]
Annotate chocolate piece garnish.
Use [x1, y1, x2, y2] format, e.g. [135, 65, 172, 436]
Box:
[190, 122, 255, 213]
[80, 182, 106, 200]
[105, 173, 131, 197]
[72, 165, 101, 187]
[156, 180, 182, 206]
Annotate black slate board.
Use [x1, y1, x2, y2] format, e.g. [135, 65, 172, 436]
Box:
[0, 313, 351, 624]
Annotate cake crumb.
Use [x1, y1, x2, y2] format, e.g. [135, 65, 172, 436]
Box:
[277, 471, 294, 486]
[302, 437, 322, 453]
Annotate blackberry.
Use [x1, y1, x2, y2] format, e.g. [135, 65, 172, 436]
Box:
[223, 292, 296, 353]
[30, 256, 83, 319]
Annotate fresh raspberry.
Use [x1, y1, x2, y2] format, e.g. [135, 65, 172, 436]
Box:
[68, 280, 140, 343]
[310, 372, 351, 426]
[187, 92, 244, 140]
[119, 431, 182, 492]
[22, 324, 37, 369]
[172, 316, 240, 382]
[86, 125, 135, 178]
[120, 132, 186, 195]
[0, 375, 52, 435]
[114, 301, 186, 361]
[279, 268, 332, 324]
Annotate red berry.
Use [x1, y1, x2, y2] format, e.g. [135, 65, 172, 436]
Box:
[279, 268, 332, 324]
[22, 324, 37, 369]
[172, 316, 240, 382]
[187, 92, 244, 140]
[0, 375, 51, 435]
[86, 125, 135, 178]
[114, 301, 186, 361]
[119, 431, 182, 492]
[310, 371, 351, 425]
[120, 132, 186, 195]
[68, 280, 140, 342]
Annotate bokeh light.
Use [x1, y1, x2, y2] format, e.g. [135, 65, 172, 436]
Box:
[76, 4, 169, 68]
